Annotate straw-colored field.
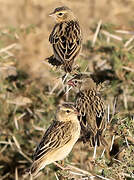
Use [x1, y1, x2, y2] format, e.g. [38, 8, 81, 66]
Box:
[0, 0, 134, 179]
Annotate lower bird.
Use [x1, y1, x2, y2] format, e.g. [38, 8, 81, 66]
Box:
[30, 103, 80, 176]
[67, 74, 107, 147]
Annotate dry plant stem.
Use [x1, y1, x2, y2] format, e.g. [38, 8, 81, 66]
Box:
[122, 66, 134, 72]
[124, 35, 134, 47]
[110, 135, 115, 151]
[55, 173, 60, 180]
[54, 162, 69, 170]
[112, 97, 117, 117]
[65, 85, 69, 101]
[0, 144, 8, 154]
[12, 136, 32, 163]
[49, 79, 61, 95]
[92, 20, 102, 46]
[125, 137, 129, 148]
[1, 173, 10, 180]
[107, 104, 110, 123]
[115, 30, 134, 35]
[0, 43, 17, 54]
[123, 89, 128, 109]
[93, 140, 97, 159]
[96, 175, 113, 180]
[15, 168, 18, 180]
[67, 164, 93, 176]
[62, 73, 68, 84]
[101, 148, 106, 158]
[64, 86, 72, 95]
[101, 30, 122, 41]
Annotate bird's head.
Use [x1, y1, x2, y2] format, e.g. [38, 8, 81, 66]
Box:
[67, 74, 96, 91]
[49, 6, 75, 22]
[56, 103, 78, 122]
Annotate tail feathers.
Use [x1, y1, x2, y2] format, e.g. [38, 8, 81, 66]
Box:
[81, 128, 107, 147]
[63, 60, 74, 73]
[30, 160, 46, 177]
[93, 130, 107, 147]
[46, 55, 63, 67]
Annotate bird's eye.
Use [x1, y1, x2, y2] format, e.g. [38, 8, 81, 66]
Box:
[66, 110, 70, 113]
[74, 80, 77, 84]
[58, 12, 63, 16]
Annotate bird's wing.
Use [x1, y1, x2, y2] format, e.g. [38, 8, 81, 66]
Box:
[33, 121, 72, 161]
[76, 90, 105, 131]
[49, 21, 82, 62]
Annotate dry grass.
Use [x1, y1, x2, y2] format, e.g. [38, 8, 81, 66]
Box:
[0, 1, 134, 180]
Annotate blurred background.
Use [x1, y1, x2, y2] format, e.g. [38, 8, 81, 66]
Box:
[0, 0, 134, 81]
[0, 0, 134, 179]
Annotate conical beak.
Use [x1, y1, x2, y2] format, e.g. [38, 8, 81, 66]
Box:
[49, 12, 55, 17]
[67, 80, 75, 87]
[73, 109, 80, 116]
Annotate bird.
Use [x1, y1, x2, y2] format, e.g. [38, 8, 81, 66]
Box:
[30, 103, 80, 176]
[67, 74, 107, 147]
[46, 6, 82, 73]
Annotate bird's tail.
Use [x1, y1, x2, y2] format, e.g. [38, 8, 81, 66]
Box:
[81, 127, 107, 147]
[30, 159, 46, 177]
[46, 55, 63, 67]
[64, 60, 74, 73]
[92, 130, 107, 147]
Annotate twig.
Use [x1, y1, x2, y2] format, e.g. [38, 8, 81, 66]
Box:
[125, 137, 129, 148]
[64, 86, 72, 95]
[0, 141, 11, 145]
[101, 30, 122, 41]
[15, 168, 18, 180]
[123, 89, 128, 109]
[115, 30, 134, 35]
[19, 150, 32, 163]
[107, 104, 110, 123]
[122, 66, 134, 72]
[101, 148, 106, 158]
[67, 164, 93, 176]
[110, 135, 115, 151]
[12, 136, 32, 163]
[96, 175, 113, 180]
[92, 20, 102, 46]
[12, 136, 21, 150]
[0, 43, 17, 54]
[55, 173, 60, 180]
[124, 35, 134, 48]
[49, 79, 61, 95]
[0, 173, 10, 180]
[65, 85, 69, 101]
[93, 140, 97, 159]
[0, 144, 8, 153]
[62, 73, 68, 84]
[112, 97, 117, 116]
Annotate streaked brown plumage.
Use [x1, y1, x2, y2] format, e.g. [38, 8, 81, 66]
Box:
[46, 6, 82, 73]
[30, 103, 80, 176]
[68, 74, 107, 147]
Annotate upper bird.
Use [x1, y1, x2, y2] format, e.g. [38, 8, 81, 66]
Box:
[46, 6, 82, 73]
[30, 103, 80, 176]
[68, 74, 107, 147]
